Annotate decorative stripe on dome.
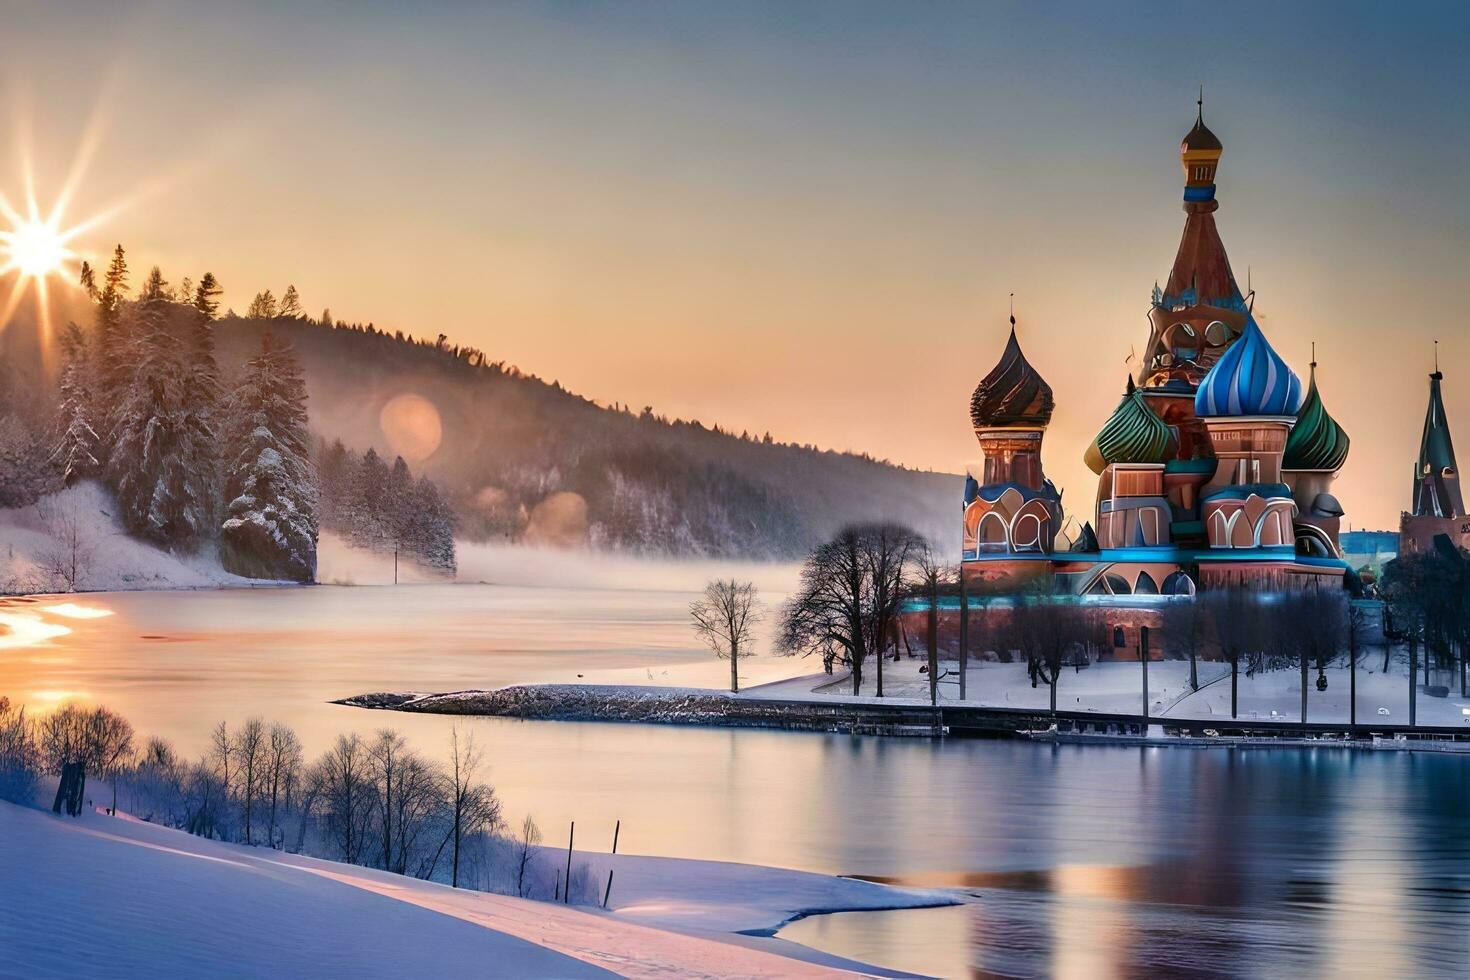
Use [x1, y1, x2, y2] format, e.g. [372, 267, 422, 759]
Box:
[1084, 380, 1174, 474]
[1194, 315, 1302, 418]
[970, 326, 1054, 430]
[1283, 365, 1350, 471]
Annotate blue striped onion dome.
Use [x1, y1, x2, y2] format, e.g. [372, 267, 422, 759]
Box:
[1194, 315, 1302, 418]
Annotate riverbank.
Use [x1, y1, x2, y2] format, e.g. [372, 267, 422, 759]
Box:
[338, 655, 1470, 747]
[0, 799, 950, 978]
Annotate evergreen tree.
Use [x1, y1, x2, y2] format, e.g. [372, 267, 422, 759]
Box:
[220, 333, 318, 581]
[193, 272, 222, 319]
[50, 323, 100, 485]
[412, 475, 457, 570]
[351, 448, 391, 547]
[246, 290, 277, 319]
[107, 267, 213, 548]
[319, 308, 333, 328]
[279, 284, 302, 318]
[94, 244, 131, 435]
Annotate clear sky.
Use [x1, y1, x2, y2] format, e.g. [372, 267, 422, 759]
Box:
[5, 1, 1469, 530]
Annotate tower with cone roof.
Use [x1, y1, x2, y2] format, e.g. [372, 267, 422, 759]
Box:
[961, 315, 1064, 590]
[1399, 354, 1470, 556]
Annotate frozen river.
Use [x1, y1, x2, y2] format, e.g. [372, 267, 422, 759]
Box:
[3, 579, 1468, 978]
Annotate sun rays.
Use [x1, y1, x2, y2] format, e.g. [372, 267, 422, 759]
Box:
[0, 88, 133, 349]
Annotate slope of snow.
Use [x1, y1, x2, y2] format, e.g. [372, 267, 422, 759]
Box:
[1, 801, 944, 978]
[0, 482, 265, 595]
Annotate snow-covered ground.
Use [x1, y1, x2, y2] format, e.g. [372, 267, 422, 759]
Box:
[749, 657, 1470, 727]
[0, 799, 947, 979]
[0, 482, 262, 594]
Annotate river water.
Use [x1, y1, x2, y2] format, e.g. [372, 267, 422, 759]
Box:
[2, 581, 1467, 978]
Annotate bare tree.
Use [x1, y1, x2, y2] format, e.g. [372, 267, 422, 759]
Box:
[40, 704, 134, 816]
[778, 523, 922, 696]
[516, 814, 542, 898]
[1162, 595, 1208, 692]
[913, 546, 952, 706]
[443, 725, 503, 887]
[689, 579, 762, 693]
[36, 492, 98, 592]
[1202, 587, 1265, 719]
[1003, 598, 1090, 714]
[312, 732, 373, 863]
[264, 722, 302, 848]
[234, 718, 267, 843]
[0, 697, 40, 804]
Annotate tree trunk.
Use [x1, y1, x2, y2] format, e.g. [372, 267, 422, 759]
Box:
[1189, 647, 1198, 692]
[1409, 640, 1417, 727]
[927, 583, 938, 707]
[730, 637, 739, 694]
[1350, 642, 1357, 726]
[1300, 646, 1308, 724]
[876, 637, 884, 698]
[1231, 658, 1239, 719]
[851, 661, 861, 696]
[958, 581, 969, 702]
[1141, 627, 1150, 721]
[452, 805, 462, 888]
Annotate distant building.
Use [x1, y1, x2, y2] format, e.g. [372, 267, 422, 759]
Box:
[1399, 365, 1470, 555]
[962, 102, 1355, 603]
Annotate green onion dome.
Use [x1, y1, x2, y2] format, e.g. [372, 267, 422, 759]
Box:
[1084, 378, 1174, 475]
[1283, 364, 1350, 471]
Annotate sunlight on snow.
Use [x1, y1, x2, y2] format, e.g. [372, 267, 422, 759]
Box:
[0, 611, 72, 649]
[38, 602, 114, 620]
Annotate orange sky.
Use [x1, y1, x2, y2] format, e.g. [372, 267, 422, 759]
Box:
[4, 2, 1469, 531]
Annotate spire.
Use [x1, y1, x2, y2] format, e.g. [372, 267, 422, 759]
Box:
[1413, 355, 1465, 517]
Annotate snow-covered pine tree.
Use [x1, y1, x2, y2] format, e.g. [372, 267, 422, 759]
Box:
[349, 448, 390, 548]
[108, 268, 214, 547]
[411, 474, 456, 571]
[93, 245, 131, 446]
[220, 332, 318, 581]
[51, 323, 100, 485]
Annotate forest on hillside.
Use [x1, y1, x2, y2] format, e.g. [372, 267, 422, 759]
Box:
[213, 311, 958, 558]
[1, 264, 957, 565]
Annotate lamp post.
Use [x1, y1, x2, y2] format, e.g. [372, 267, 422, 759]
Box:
[1140, 625, 1150, 725]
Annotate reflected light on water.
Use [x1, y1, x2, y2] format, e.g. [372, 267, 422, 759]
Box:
[39, 602, 114, 620]
[0, 611, 73, 649]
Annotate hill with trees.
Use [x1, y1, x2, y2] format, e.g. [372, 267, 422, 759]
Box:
[213, 311, 957, 559]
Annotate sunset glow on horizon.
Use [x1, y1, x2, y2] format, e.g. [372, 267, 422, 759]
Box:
[2, 1, 1467, 530]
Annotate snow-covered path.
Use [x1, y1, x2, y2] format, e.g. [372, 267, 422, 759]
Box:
[1, 802, 928, 978]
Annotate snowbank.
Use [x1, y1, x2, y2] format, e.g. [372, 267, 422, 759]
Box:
[0, 800, 941, 978]
[0, 482, 263, 595]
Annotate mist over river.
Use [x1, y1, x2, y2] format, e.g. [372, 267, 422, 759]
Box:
[2, 560, 1467, 978]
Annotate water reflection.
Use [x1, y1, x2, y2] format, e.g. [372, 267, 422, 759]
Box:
[2, 585, 1467, 978]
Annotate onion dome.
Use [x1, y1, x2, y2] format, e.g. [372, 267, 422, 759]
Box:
[1283, 362, 1350, 471]
[1182, 111, 1222, 153]
[1084, 378, 1174, 474]
[970, 324, 1054, 430]
[1194, 315, 1302, 418]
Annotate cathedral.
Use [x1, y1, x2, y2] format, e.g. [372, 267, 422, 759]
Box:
[962, 103, 1357, 600]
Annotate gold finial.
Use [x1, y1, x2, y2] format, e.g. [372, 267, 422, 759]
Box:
[1009, 292, 1015, 327]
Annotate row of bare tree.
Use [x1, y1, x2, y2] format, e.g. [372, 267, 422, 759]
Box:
[0, 698, 595, 900]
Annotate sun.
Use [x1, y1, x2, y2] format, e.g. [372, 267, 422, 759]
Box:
[3, 216, 69, 278]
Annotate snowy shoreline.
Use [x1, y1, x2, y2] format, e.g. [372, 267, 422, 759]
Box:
[337, 655, 1470, 746]
[0, 799, 951, 978]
